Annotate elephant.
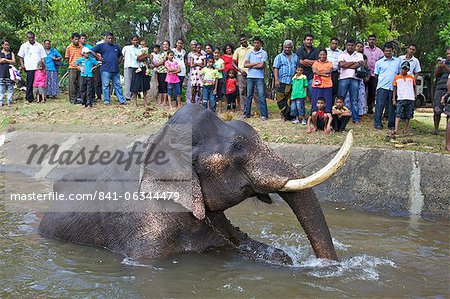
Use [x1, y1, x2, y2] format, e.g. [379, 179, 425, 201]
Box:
[39, 104, 353, 265]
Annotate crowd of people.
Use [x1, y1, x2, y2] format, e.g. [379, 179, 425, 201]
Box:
[0, 31, 449, 139]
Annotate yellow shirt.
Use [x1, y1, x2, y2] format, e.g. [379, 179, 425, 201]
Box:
[233, 45, 254, 74]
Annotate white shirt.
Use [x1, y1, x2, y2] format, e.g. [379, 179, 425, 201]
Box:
[338, 51, 364, 80]
[17, 41, 46, 71]
[122, 45, 141, 69]
[172, 47, 186, 76]
[394, 75, 415, 100]
[326, 47, 343, 71]
[398, 55, 422, 76]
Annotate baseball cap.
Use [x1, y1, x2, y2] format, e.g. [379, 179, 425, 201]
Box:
[401, 60, 410, 69]
[81, 47, 91, 54]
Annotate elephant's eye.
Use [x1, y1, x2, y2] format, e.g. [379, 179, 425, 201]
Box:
[233, 141, 245, 151]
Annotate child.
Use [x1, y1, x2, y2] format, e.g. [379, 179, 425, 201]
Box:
[164, 50, 181, 109]
[225, 68, 238, 112]
[392, 61, 416, 135]
[307, 97, 332, 134]
[75, 47, 99, 108]
[213, 48, 225, 113]
[33, 61, 47, 103]
[137, 40, 151, 76]
[290, 66, 308, 124]
[200, 57, 218, 112]
[149, 44, 160, 77]
[332, 96, 352, 132]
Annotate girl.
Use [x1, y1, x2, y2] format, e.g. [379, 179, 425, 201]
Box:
[0, 40, 16, 106]
[204, 44, 214, 64]
[189, 43, 205, 104]
[225, 68, 238, 112]
[164, 50, 181, 110]
[213, 47, 225, 113]
[155, 41, 170, 106]
[33, 61, 47, 103]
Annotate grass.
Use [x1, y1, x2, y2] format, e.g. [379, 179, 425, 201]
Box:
[0, 91, 448, 154]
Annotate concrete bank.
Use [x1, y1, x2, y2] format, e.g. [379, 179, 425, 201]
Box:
[1, 132, 448, 220]
[271, 143, 450, 221]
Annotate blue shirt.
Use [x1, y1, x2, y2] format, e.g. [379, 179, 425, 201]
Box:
[374, 56, 401, 91]
[75, 57, 99, 77]
[44, 48, 62, 72]
[245, 48, 267, 79]
[326, 48, 343, 71]
[91, 43, 122, 73]
[273, 52, 299, 84]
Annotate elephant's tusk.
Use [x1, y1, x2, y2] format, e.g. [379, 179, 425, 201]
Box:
[279, 130, 353, 192]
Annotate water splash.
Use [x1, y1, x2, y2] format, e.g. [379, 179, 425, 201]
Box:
[121, 257, 163, 270]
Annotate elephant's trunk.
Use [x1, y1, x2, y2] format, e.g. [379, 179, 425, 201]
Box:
[278, 189, 338, 260]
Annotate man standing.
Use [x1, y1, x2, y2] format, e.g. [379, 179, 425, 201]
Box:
[273, 39, 299, 120]
[122, 36, 140, 101]
[243, 36, 268, 120]
[232, 34, 254, 112]
[326, 37, 343, 100]
[364, 34, 384, 114]
[373, 43, 401, 130]
[65, 33, 83, 104]
[338, 39, 364, 124]
[433, 47, 450, 134]
[91, 32, 126, 105]
[399, 44, 422, 80]
[17, 31, 46, 103]
[296, 34, 319, 99]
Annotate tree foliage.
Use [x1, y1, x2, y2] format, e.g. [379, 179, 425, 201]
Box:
[1, 0, 448, 71]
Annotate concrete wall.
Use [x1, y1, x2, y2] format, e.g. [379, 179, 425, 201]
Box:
[271, 143, 450, 221]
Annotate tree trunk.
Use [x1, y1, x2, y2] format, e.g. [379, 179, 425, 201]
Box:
[156, 0, 186, 47]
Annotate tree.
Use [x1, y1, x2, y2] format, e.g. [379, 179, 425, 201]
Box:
[157, 0, 187, 46]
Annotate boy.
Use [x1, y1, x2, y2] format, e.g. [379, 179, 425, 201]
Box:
[392, 61, 416, 134]
[307, 97, 332, 134]
[75, 47, 99, 108]
[332, 96, 352, 132]
[200, 57, 219, 112]
[290, 66, 308, 124]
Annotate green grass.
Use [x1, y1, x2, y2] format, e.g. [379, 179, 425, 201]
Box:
[0, 91, 448, 154]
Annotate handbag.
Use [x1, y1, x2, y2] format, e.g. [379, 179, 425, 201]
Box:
[313, 74, 322, 86]
[355, 65, 369, 79]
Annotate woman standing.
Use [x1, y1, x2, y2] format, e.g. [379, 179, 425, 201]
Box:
[0, 40, 16, 106]
[189, 43, 206, 104]
[43, 40, 62, 98]
[154, 40, 170, 106]
[130, 37, 150, 107]
[221, 42, 235, 78]
[311, 49, 334, 112]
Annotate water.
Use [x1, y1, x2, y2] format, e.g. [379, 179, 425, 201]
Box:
[1, 174, 449, 298]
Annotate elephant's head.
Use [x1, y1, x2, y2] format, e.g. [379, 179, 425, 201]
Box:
[140, 105, 353, 260]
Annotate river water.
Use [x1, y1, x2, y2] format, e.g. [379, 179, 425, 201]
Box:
[1, 174, 448, 298]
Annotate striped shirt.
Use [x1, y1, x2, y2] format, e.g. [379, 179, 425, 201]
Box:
[65, 43, 83, 69]
[273, 52, 299, 84]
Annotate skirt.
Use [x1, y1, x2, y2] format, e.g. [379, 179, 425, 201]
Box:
[130, 67, 150, 93]
[46, 70, 59, 96]
[157, 72, 168, 94]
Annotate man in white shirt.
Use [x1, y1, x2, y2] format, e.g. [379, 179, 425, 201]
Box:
[17, 31, 46, 102]
[326, 37, 343, 99]
[338, 39, 364, 124]
[398, 44, 422, 80]
[122, 35, 140, 100]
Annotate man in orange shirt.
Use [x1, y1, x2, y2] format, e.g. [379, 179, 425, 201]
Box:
[65, 33, 83, 104]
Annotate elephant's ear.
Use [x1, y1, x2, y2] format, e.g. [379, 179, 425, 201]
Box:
[139, 125, 206, 220]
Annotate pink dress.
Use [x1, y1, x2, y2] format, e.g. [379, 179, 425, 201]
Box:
[33, 70, 47, 87]
[189, 53, 205, 87]
[165, 60, 180, 84]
